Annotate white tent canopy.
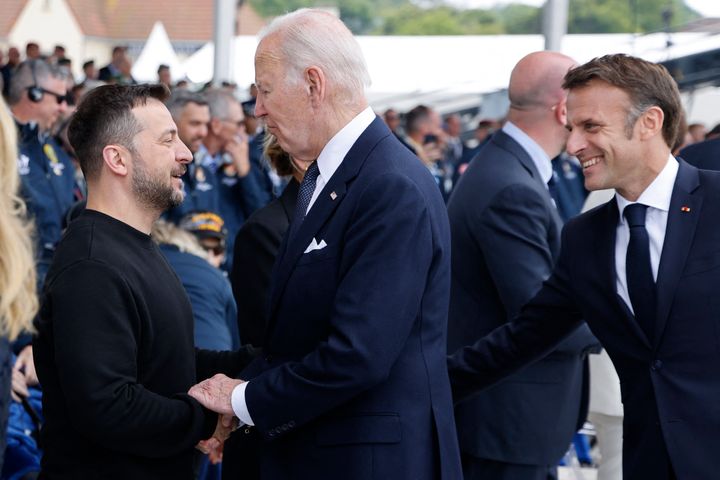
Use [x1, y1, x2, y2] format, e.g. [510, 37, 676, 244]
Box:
[180, 32, 715, 97]
[132, 21, 184, 83]
[173, 31, 720, 123]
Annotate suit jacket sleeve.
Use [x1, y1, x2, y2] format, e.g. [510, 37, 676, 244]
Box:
[448, 224, 586, 401]
[245, 173, 436, 439]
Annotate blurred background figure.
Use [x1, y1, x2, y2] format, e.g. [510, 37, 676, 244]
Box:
[98, 45, 136, 84]
[686, 122, 706, 144]
[198, 88, 270, 271]
[157, 64, 172, 88]
[229, 134, 309, 349]
[0, 95, 40, 474]
[24, 43, 40, 61]
[1, 47, 21, 99]
[154, 215, 239, 350]
[8, 59, 77, 284]
[163, 91, 218, 224]
[81, 60, 97, 83]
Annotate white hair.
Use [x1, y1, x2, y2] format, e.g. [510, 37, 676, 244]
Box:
[259, 9, 371, 105]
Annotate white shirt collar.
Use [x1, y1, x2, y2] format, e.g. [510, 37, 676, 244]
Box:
[316, 106, 375, 185]
[502, 121, 553, 184]
[615, 155, 678, 224]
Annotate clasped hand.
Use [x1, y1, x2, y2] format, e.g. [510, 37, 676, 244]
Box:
[190, 374, 246, 463]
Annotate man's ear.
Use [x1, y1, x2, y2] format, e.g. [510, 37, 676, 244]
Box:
[554, 98, 568, 126]
[102, 144, 130, 177]
[305, 66, 325, 107]
[638, 106, 664, 141]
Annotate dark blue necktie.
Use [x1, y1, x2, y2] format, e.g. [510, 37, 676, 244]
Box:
[294, 161, 320, 221]
[288, 161, 320, 241]
[624, 203, 656, 342]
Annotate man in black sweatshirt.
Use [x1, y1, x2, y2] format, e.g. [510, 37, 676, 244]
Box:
[34, 84, 254, 479]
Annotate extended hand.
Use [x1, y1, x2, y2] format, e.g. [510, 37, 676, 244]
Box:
[196, 414, 237, 463]
[188, 374, 244, 416]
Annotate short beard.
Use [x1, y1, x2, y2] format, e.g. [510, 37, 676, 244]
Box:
[131, 152, 184, 212]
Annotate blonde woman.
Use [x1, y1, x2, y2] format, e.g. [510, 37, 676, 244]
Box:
[0, 95, 38, 468]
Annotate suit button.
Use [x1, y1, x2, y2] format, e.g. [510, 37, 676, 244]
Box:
[265, 355, 273, 362]
[651, 360, 663, 371]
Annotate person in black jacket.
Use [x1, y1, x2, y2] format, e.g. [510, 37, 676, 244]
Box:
[229, 134, 307, 348]
[34, 84, 254, 479]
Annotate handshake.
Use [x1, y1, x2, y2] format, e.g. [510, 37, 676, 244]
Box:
[189, 374, 246, 463]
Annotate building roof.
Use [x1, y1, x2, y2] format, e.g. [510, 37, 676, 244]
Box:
[0, 0, 28, 39]
[63, 0, 265, 42]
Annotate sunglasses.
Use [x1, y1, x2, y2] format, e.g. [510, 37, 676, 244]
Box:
[201, 242, 226, 256]
[41, 88, 69, 104]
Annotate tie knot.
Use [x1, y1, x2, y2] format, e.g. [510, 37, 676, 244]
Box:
[624, 203, 648, 228]
[304, 161, 320, 182]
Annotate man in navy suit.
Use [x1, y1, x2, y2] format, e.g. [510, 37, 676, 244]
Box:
[449, 54, 718, 480]
[678, 136, 720, 171]
[189, 9, 462, 479]
[447, 51, 597, 480]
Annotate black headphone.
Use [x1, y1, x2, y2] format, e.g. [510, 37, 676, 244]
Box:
[27, 60, 44, 103]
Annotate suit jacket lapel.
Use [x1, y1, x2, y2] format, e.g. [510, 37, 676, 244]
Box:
[267, 116, 390, 324]
[493, 131, 561, 229]
[655, 160, 702, 345]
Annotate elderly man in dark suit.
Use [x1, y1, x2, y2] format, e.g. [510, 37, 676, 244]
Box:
[449, 54, 719, 480]
[447, 51, 597, 480]
[189, 9, 462, 479]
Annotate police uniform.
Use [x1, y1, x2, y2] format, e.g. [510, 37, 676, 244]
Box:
[16, 121, 77, 282]
[164, 161, 220, 224]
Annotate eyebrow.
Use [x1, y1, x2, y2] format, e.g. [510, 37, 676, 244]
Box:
[157, 128, 177, 140]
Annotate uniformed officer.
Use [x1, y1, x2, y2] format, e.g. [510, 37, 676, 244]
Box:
[8, 59, 77, 283]
[163, 91, 220, 223]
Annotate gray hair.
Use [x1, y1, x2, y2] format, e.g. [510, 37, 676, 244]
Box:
[203, 88, 239, 120]
[165, 91, 209, 122]
[8, 60, 67, 106]
[259, 9, 370, 105]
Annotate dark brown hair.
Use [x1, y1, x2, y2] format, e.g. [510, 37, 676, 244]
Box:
[563, 54, 682, 148]
[68, 84, 170, 181]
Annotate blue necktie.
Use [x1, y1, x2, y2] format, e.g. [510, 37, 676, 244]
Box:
[624, 203, 656, 342]
[294, 161, 320, 221]
[288, 161, 320, 241]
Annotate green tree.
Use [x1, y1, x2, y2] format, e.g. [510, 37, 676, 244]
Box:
[497, 4, 542, 34]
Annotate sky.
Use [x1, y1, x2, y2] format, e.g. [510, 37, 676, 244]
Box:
[446, 0, 720, 18]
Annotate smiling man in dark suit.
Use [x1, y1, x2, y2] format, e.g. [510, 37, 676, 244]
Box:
[449, 53, 720, 480]
[447, 51, 597, 480]
[189, 8, 462, 479]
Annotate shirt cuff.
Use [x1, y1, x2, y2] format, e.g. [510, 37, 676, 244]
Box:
[231, 381, 255, 426]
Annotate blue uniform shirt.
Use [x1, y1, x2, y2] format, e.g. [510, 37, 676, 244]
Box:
[16, 121, 77, 280]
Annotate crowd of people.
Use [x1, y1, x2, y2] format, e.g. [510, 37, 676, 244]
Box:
[1, 7, 720, 480]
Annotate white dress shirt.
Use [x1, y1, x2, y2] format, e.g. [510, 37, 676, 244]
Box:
[501, 121, 553, 186]
[231, 106, 377, 425]
[614, 155, 678, 313]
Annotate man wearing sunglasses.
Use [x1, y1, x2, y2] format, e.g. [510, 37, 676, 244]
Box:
[8, 59, 77, 285]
